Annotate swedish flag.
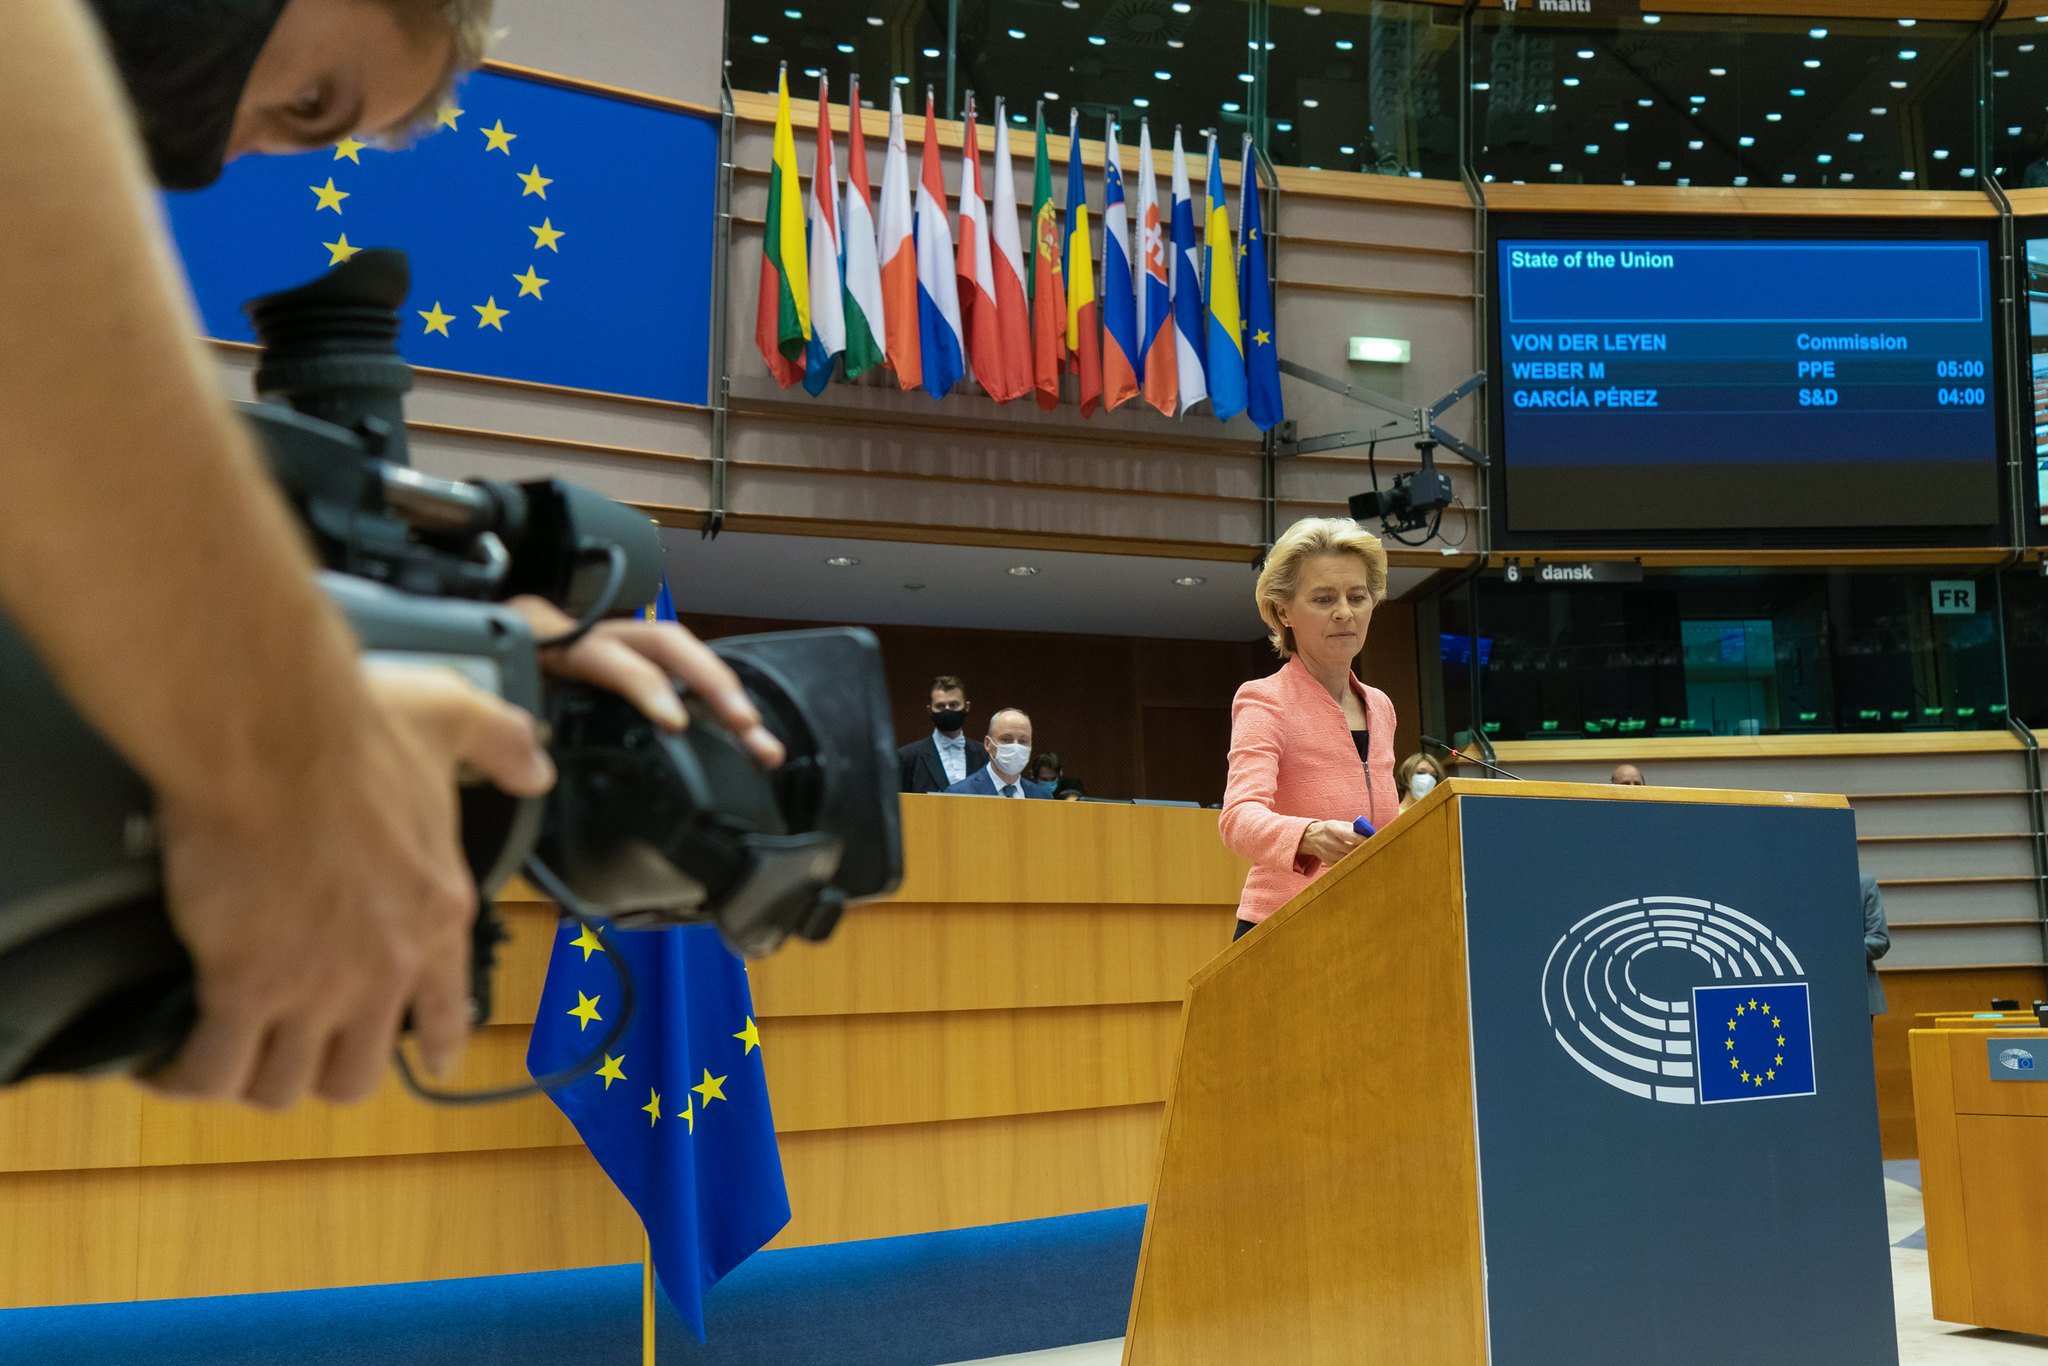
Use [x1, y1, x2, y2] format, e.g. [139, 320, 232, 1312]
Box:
[1694, 983, 1817, 1104]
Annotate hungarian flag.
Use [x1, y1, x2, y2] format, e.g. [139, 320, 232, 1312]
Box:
[1062, 107, 1102, 417]
[913, 89, 965, 399]
[839, 78, 886, 380]
[982, 96, 1033, 405]
[877, 84, 920, 390]
[1028, 105, 1065, 412]
[753, 65, 808, 387]
[1099, 116, 1140, 413]
[1169, 127, 1208, 416]
[1202, 130, 1246, 423]
[956, 96, 1001, 397]
[801, 75, 846, 397]
[1136, 120, 1178, 417]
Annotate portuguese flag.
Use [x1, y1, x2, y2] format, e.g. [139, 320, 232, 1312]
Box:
[1029, 105, 1066, 412]
[754, 64, 809, 386]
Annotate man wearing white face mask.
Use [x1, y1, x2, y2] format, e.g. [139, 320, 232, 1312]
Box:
[944, 708, 1054, 799]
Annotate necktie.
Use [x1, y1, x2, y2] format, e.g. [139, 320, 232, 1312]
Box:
[1002, 784, 1018, 798]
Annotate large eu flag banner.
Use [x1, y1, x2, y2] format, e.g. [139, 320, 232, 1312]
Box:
[526, 921, 791, 1338]
[163, 69, 716, 404]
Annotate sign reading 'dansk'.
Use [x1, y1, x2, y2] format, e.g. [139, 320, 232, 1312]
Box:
[1540, 895, 1818, 1105]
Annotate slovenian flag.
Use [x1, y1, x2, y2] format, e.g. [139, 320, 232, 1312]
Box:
[1100, 116, 1140, 412]
[877, 84, 920, 390]
[839, 77, 886, 380]
[1239, 136, 1284, 432]
[1029, 105, 1065, 412]
[984, 96, 1034, 405]
[1202, 131, 1246, 424]
[1169, 127, 1208, 416]
[1063, 107, 1102, 417]
[914, 89, 965, 400]
[753, 65, 808, 387]
[956, 95, 1001, 397]
[1136, 120, 1177, 417]
[801, 75, 845, 397]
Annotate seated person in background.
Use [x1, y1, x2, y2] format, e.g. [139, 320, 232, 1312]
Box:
[1396, 752, 1444, 811]
[1053, 778, 1087, 801]
[1031, 751, 1063, 787]
[898, 674, 985, 794]
[1862, 870, 1890, 1016]
[1610, 763, 1645, 786]
[945, 708, 1053, 798]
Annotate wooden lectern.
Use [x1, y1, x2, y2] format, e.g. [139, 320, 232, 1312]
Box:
[1123, 778, 1896, 1366]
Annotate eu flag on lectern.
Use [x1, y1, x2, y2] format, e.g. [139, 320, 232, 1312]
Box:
[1693, 982, 1817, 1104]
[163, 69, 717, 405]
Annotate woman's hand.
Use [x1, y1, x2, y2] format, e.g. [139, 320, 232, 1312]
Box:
[1297, 819, 1365, 867]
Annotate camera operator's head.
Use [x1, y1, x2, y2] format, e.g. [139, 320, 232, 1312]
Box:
[86, 0, 494, 190]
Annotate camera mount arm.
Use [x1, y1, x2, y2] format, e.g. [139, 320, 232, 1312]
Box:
[1273, 359, 1488, 466]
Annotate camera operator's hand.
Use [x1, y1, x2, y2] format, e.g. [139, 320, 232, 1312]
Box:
[511, 596, 786, 769]
[151, 663, 555, 1110]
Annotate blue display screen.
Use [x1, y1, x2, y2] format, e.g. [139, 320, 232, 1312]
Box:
[1494, 238, 1999, 533]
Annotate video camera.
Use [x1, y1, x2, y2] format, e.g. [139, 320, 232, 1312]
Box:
[1349, 439, 1454, 536]
[0, 250, 901, 1090]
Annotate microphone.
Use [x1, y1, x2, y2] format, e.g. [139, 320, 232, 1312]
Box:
[1421, 735, 1525, 782]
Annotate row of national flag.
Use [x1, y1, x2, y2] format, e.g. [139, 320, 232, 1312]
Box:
[754, 67, 1285, 430]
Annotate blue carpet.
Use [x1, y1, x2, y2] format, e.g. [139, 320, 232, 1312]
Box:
[0, 1205, 1146, 1366]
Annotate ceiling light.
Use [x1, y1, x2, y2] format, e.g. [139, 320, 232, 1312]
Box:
[1534, 103, 1548, 112]
[1335, 39, 1354, 50]
[1688, 139, 1703, 149]
[1008, 27, 1025, 38]
[1889, 80, 1907, 89]
[1733, 175, 1748, 185]
[1871, 106, 1888, 114]
[1765, 112, 1782, 121]
[1961, 167, 1976, 177]
[1012, 114, 1026, 124]
[1657, 159, 1672, 170]
[1839, 173, 1854, 182]
[2011, 126, 2024, 136]
[1690, 94, 1705, 103]
[1577, 48, 1595, 58]
[1549, 161, 1565, 172]
[1563, 77, 1581, 87]
[867, 14, 883, 23]
[1088, 34, 1105, 44]
[1816, 153, 1832, 164]
[1276, 120, 1293, 131]
[1791, 88, 1807, 96]
[1223, 101, 1241, 112]
[1780, 173, 1796, 183]
[1614, 120, 1630, 130]
[2022, 43, 2037, 52]
[1848, 132, 1865, 142]
[1899, 170, 1915, 181]
[1638, 97, 1654, 107]
[1172, 0, 1191, 9]
[1155, 69, 1172, 79]
[836, 42, 854, 53]
[1238, 72, 1255, 83]
[1044, 90, 1059, 99]
[1809, 26, 1827, 37]
[824, 555, 860, 567]
[1932, 148, 1949, 158]
[1739, 135, 1755, 146]
[1709, 66, 1727, 76]
[1340, 144, 1356, 154]
[1349, 336, 1412, 363]
[1474, 82, 1492, 91]
[1899, 48, 1918, 59]
[1803, 58, 1820, 68]
[1585, 143, 1600, 154]
[1008, 565, 1039, 577]
[1303, 98, 1321, 107]
[1677, 177, 1691, 186]
[1643, 12, 1661, 21]
[1167, 37, 1184, 47]
[1996, 69, 2011, 77]
[1133, 97, 1151, 107]
[783, 6, 801, 15]
[894, 75, 909, 84]
[1173, 576, 1207, 587]
[922, 46, 938, 56]
[750, 33, 768, 43]
[802, 67, 822, 78]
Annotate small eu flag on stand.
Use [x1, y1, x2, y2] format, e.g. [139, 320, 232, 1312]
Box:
[1693, 982, 1817, 1104]
[526, 578, 790, 1337]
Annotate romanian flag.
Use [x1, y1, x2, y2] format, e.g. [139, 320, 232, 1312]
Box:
[1063, 107, 1102, 417]
[1239, 136, 1285, 432]
[877, 84, 920, 390]
[1135, 119, 1177, 417]
[1099, 116, 1140, 412]
[752, 65, 808, 387]
[1169, 127, 1209, 415]
[956, 95, 1001, 396]
[839, 77, 886, 380]
[1202, 131, 1246, 424]
[1029, 105, 1065, 412]
[801, 75, 845, 397]
[983, 96, 1034, 405]
[914, 89, 965, 399]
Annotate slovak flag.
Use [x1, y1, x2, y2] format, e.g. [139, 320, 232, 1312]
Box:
[1168, 127, 1208, 416]
[914, 89, 965, 399]
[983, 96, 1034, 405]
[956, 96, 1002, 397]
[877, 85, 920, 390]
[1135, 120, 1177, 417]
[1099, 116, 1141, 412]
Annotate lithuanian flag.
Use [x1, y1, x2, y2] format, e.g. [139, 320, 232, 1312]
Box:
[754, 64, 809, 387]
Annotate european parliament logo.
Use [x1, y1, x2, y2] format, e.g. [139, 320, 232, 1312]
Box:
[1540, 895, 1817, 1106]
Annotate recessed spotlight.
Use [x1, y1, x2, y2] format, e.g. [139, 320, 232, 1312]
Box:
[1173, 576, 1207, 587]
[2022, 43, 2037, 52]
[1657, 159, 1672, 170]
[1765, 112, 1782, 122]
[1238, 72, 1255, 83]
[2011, 125, 2024, 136]
[1155, 69, 1172, 80]
[1839, 173, 1854, 182]
[1643, 12, 1661, 22]
[1898, 170, 1915, 181]
[750, 33, 768, 43]
[1044, 90, 1060, 100]
[1008, 27, 1025, 38]
[1791, 88, 1806, 96]
[922, 46, 938, 57]
[1690, 94, 1705, 103]
[1733, 175, 1749, 185]
[783, 6, 801, 15]
[1871, 106, 1888, 115]
[894, 75, 909, 84]
[1473, 82, 1492, 91]
[1335, 39, 1354, 50]
[1902, 16, 1918, 23]
[803, 67, 822, 78]
[1584, 143, 1600, 154]
[1688, 139, 1703, 150]
[1012, 114, 1026, 124]
[1932, 148, 1950, 159]
[1276, 120, 1293, 131]
[1549, 161, 1565, 172]
[1816, 153, 1832, 164]
[867, 14, 883, 24]
[824, 555, 860, 567]
[1889, 80, 1908, 89]
[1577, 48, 1594, 58]
[1780, 173, 1796, 183]
[1996, 69, 2011, 78]
[1222, 101, 1241, 112]
[1677, 177, 1691, 186]
[1008, 565, 1039, 577]
[1961, 167, 1976, 177]
[1088, 34, 1105, 44]
[1305, 3, 1322, 12]
[1167, 37, 1184, 47]
[1709, 66, 1727, 76]
[1848, 132, 1865, 142]
[1810, 26, 1827, 37]
[1134, 97, 1151, 108]
[1303, 98, 1320, 108]
[1534, 103, 1548, 113]
[1803, 58, 1820, 68]
[1614, 121, 1630, 131]
[1563, 77, 1581, 87]
[1638, 97, 1653, 107]
[1739, 135, 1755, 147]
[836, 42, 854, 53]
[1340, 144, 1356, 154]
[1172, 0, 1191, 9]
[1900, 49, 1918, 59]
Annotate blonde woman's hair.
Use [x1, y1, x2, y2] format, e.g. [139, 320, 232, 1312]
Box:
[381, 0, 499, 137]
[1254, 517, 1389, 657]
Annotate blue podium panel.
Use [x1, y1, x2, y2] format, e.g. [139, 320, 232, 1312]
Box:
[1459, 796, 1895, 1366]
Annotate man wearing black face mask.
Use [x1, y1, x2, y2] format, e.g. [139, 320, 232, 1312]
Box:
[898, 675, 988, 795]
[0, 2, 782, 1113]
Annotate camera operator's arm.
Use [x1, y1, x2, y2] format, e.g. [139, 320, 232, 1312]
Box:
[0, 2, 549, 1108]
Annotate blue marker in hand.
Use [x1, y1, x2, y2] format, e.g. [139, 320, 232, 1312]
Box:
[1353, 816, 1377, 838]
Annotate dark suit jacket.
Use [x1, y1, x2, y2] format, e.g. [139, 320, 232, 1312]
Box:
[898, 733, 986, 795]
[1861, 870, 1890, 1015]
[943, 768, 1054, 799]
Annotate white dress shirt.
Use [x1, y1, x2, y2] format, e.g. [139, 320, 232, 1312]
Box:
[933, 727, 971, 786]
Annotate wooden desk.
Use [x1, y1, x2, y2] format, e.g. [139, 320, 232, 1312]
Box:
[1909, 1027, 2048, 1337]
[0, 795, 1246, 1307]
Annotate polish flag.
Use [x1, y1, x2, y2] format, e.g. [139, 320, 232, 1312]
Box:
[876, 84, 920, 390]
[914, 89, 965, 399]
[956, 96, 1002, 397]
[984, 96, 1034, 405]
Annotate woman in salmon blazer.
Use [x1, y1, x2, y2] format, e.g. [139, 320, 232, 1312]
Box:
[1221, 517, 1399, 941]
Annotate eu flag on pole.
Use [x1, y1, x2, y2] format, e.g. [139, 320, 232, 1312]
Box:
[1238, 138, 1285, 433]
[1693, 982, 1817, 1104]
[527, 582, 790, 1337]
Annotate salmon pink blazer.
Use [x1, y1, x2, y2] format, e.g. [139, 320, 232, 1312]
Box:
[1220, 655, 1400, 924]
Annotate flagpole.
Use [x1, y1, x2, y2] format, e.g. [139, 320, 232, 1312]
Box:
[642, 1234, 656, 1366]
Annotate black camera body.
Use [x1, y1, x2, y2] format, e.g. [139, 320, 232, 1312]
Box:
[0, 250, 901, 1087]
[1350, 442, 1455, 535]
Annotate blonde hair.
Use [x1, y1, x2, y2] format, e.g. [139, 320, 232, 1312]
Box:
[1395, 751, 1441, 795]
[381, 0, 499, 137]
[1254, 517, 1389, 657]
